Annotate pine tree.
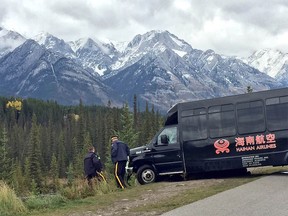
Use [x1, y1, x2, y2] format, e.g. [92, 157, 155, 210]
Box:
[50, 154, 59, 191]
[24, 157, 31, 189]
[58, 131, 66, 177]
[0, 127, 12, 182]
[83, 131, 92, 153]
[11, 160, 26, 194]
[151, 105, 157, 134]
[27, 114, 43, 192]
[40, 126, 49, 172]
[76, 100, 85, 152]
[66, 163, 74, 186]
[142, 101, 152, 143]
[103, 107, 114, 164]
[75, 131, 92, 177]
[71, 136, 78, 165]
[247, 86, 253, 93]
[156, 110, 164, 130]
[133, 94, 138, 128]
[118, 103, 139, 148]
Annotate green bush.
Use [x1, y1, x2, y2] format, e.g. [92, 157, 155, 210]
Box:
[94, 179, 115, 195]
[59, 178, 94, 200]
[60, 177, 118, 200]
[24, 194, 67, 210]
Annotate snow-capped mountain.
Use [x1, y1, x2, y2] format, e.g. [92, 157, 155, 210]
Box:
[0, 27, 287, 112]
[0, 27, 26, 58]
[0, 39, 121, 106]
[107, 30, 193, 74]
[34, 32, 119, 76]
[104, 32, 282, 111]
[244, 49, 288, 78]
[69, 38, 119, 76]
[33, 32, 76, 58]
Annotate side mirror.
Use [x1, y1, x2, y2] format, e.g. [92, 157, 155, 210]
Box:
[160, 135, 169, 145]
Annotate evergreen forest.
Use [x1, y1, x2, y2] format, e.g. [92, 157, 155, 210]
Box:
[0, 95, 164, 195]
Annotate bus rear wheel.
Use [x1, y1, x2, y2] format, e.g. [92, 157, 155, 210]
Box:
[137, 165, 156, 185]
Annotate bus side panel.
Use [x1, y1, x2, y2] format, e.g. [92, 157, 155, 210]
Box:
[183, 130, 288, 174]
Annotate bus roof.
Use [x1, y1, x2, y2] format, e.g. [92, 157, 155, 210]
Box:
[164, 87, 288, 126]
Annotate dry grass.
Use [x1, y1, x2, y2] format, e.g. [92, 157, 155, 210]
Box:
[18, 166, 288, 216]
[0, 181, 27, 216]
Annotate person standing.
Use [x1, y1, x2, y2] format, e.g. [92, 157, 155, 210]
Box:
[111, 135, 130, 189]
[84, 146, 106, 186]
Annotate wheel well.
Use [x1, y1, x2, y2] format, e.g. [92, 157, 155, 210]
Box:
[133, 161, 157, 174]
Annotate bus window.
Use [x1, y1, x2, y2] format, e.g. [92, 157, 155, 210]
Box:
[208, 104, 236, 138]
[236, 100, 265, 134]
[266, 96, 288, 131]
[182, 108, 207, 141]
[157, 126, 178, 145]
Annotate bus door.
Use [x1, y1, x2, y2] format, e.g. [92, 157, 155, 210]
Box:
[152, 126, 183, 174]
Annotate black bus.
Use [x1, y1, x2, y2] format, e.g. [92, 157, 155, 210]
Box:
[128, 88, 288, 184]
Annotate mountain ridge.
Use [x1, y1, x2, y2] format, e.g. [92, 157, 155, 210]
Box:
[0, 26, 287, 112]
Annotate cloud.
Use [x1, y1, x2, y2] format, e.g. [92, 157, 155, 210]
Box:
[1, 0, 288, 57]
[216, 0, 288, 34]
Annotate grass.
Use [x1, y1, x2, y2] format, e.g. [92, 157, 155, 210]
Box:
[4, 166, 288, 216]
[0, 181, 27, 216]
[24, 194, 67, 210]
[24, 173, 258, 216]
[24, 183, 148, 216]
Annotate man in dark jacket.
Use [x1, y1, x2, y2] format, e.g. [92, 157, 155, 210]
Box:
[84, 146, 105, 186]
[111, 135, 130, 188]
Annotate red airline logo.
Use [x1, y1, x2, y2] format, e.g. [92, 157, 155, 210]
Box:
[214, 139, 230, 154]
[214, 134, 277, 155]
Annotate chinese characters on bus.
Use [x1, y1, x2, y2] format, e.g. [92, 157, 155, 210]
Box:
[213, 133, 277, 155]
[235, 133, 277, 152]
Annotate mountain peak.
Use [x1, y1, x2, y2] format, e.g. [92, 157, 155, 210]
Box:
[143, 29, 169, 38]
[246, 48, 288, 78]
[0, 26, 5, 35]
[81, 38, 101, 50]
[33, 32, 75, 58]
[127, 29, 193, 53]
[70, 37, 113, 55]
[0, 27, 26, 58]
[34, 32, 53, 41]
[0, 27, 25, 39]
[0, 26, 9, 36]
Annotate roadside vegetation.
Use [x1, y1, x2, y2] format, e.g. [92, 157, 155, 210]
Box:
[1, 166, 287, 216]
[0, 181, 27, 216]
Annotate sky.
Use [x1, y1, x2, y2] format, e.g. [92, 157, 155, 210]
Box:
[1, 0, 288, 57]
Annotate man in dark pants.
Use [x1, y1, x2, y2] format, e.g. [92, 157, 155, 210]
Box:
[84, 146, 105, 186]
[111, 135, 130, 189]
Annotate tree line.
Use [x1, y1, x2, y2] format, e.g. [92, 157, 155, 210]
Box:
[0, 95, 164, 194]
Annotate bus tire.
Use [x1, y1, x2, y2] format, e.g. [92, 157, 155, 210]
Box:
[137, 165, 156, 185]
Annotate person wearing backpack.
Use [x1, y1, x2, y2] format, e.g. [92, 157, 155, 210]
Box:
[84, 146, 106, 186]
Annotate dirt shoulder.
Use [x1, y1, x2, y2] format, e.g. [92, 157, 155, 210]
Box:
[99, 178, 225, 216]
[63, 167, 287, 216]
[68, 176, 248, 216]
